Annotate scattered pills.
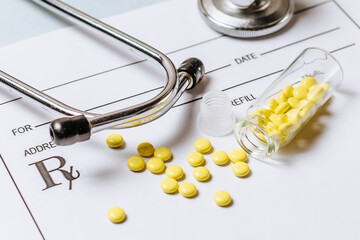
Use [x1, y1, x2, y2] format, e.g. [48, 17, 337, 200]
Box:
[146, 157, 165, 174]
[166, 165, 184, 180]
[137, 142, 155, 157]
[213, 191, 232, 207]
[107, 207, 126, 223]
[211, 151, 229, 165]
[193, 167, 210, 182]
[106, 134, 124, 148]
[154, 147, 172, 161]
[160, 178, 178, 194]
[229, 149, 247, 163]
[232, 162, 250, 177]
[127, 156, 145, 172]
[187, 152, 205, 167]
[178, 182, 197, 198]
[194, 138, 212, 154]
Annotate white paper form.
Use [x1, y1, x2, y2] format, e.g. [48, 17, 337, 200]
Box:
[0, 0, 360, 239]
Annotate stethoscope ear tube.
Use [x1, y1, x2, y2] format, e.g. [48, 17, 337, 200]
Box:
[49, 58, 205, 146]
[0, 0, 205, 146]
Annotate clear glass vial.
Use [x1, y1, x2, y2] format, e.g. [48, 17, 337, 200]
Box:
[234, 48, 343, 159]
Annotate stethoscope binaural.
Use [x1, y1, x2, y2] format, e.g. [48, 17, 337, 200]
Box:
[0, 0, 293, 146]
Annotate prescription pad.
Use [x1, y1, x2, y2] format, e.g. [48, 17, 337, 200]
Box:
[0, 0, 360, 239]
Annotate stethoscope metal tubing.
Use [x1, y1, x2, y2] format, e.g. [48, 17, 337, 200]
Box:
[0, 0, 205, 145]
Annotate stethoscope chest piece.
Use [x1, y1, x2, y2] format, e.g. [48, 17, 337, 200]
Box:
[198, 0, 294, 38]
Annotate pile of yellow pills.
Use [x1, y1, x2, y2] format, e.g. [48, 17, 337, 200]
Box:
[107, 207, 126, 223]
[154, 147, 172, 161]
[213, 191, 232, 207]
[137, 142, 155, 157]
[193, 167, 210, 182]
[232, 162, 250, 178]
[160, 178, 178, 194]
[146, 157, 165, 174]
[178, 182, 197, 198]
[194, 138, 212, 154]
[127, 156, 145, 172]
[106, 134, 124, 148]
[229, 149, 247, 163]
[187, 152, 205, 167]
[250, 77, 329, 145]
[211, 151, 229, 165]
[165, 165, 184, 180]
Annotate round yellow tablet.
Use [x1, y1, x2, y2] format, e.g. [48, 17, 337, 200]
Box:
[165, 165, 184, 180]
[146, 157, 165, 174]
[127, 156, 145, 172]
[178, 182, 197, 198]
[137, 142, 155, 157]
[232, 162, 250, 177]
[193, 167, 210, 182]
[154, 147, 172, 161]
[194, 138, 212, 154]
[107, 207, 126, 223]
[106, 134, 124, 148]
[160, 178, 178, 194]
[229, 149, 247, 163]
[187, 152, 205, 167]
[211, 151, 229, 165]
[213, 191, 232, 207]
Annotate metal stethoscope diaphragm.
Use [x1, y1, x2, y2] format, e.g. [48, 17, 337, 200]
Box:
[199, 0, 294, 37]
[0, 0, 294, 146]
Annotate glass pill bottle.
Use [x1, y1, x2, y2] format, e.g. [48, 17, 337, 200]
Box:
[234, 48, 343, 159]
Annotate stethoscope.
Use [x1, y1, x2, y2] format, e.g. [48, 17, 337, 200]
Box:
[0, 0, 293, 146]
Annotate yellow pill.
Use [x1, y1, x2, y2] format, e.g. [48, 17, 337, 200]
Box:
[193, 167, 210, 182]
[277, 92, 288, 103]
[286, 109, 300, 123]
[213, 191, 232, 207]
[160, 178, 178, 194]
[187, 152, 205, 167]
[308, 86, 326, 104]
[154, 147, 172, 161]
[252, 109, 271, 118]
[229, 149, 247, 163]
[194, 138, 212, 154]
[279, 122, 295, 136]
[106, 134, 124, 148]
[274, 102, 290, 114]
[299, 107, 311, 120]
[268, 98, 279, 111]
[165, 165, 184, 180]
[283, 85, 294, 98]
[293, 86, 308, 99]
[265, 122, 278, 134]
[288, 97, 300, 108]
[301, 77, 317, 89]
[127, 156, 145, 172]
[232, 162, 250, 177]
[178, 182, 197, 198]
[107, 207, 126, 223]
[276, 114, 288, 126]
[321, 83, 329, 92]
[146, 157, 165, 174]
[137, 142, 155, 157]
[298, 99, 313, 110]
[211, 151, 229, 165]
[269, 113, 278, 123]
